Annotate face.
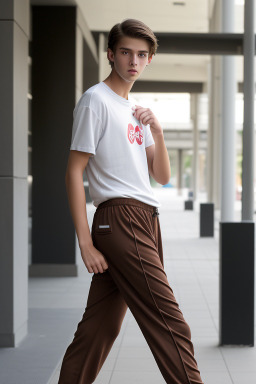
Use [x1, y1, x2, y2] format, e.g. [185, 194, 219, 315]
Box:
[107, 36, 152, 83]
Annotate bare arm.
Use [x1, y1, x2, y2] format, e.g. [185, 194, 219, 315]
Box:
[65, 150, 108, 274]
[146, 137, 171, 185]
[133, 105, 171, 185]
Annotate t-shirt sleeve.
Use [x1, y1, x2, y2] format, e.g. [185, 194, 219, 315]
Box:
[144, 124, 155, 148]
[70, 105, 103, 156]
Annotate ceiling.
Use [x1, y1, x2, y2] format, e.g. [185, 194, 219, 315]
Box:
[30, 0, 247, 84]
[76, 0, 244, 34]
[30, 0, 245, 33]
[80, 0, 209, 33]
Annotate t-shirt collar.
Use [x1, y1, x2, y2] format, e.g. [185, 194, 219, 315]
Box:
[100, 81, 133, 106]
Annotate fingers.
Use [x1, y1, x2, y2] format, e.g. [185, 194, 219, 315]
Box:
[133, 105, 153, 125]
[82, 245, 109, 275]
[133, 105, 147, 118]
[139, 111, 152, 125]
[88, 255, 109, 275]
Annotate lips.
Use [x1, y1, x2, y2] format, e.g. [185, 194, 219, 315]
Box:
[128, 69, 137, 73]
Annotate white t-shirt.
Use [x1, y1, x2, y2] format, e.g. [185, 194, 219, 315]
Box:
[70, 81, 161, 208]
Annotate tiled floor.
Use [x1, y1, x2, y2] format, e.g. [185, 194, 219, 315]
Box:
[1, 188, 255, 384]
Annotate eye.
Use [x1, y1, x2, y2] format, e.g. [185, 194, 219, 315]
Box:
[121, 51, 128, 55]
[139, 53, 146, 57]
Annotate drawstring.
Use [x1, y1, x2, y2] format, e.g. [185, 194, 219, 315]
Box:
[152, 207, 159, 217]
[152, 208, 159, 247]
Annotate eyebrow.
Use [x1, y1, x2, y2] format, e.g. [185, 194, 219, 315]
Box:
[119, 47, 149, 53]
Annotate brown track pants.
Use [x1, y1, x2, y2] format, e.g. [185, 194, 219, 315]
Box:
[58, 197, 204, 384]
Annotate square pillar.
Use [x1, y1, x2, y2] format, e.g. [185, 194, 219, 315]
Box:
[0, 0, 29, 347]
[219, 222, 254, 345]
[200, 203, 214, 237]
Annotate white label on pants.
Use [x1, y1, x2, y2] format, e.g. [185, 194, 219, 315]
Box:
[99, 225, 110, 228]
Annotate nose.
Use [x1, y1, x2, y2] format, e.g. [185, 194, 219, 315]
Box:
[130, 53, 137, 66]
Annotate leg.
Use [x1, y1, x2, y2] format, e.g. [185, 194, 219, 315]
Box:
[93, 203, 204, 384]
[58, 269, 128, 384]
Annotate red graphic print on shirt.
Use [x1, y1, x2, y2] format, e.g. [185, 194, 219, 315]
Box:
[127, 124, 143, 145]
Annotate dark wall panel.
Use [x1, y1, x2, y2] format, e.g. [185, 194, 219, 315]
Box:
[31, 6, 76, 265]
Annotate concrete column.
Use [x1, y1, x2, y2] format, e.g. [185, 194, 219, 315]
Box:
[0, 0, 29, 347]
[206, 60, 214, 202]
[209, 0, 222, 210]
[242, 0, 255, 221]
[191, 94, 199, 201]
[206, 56, 221, 207]
[177, 149, 183, 195]
[220, 0, 236, 221]
[212, 56, 222, 210]
[254, 130, 256, 199]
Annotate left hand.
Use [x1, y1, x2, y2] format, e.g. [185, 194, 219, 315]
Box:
[132, 105, 162, 137]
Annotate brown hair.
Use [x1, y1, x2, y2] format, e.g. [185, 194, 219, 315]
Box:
[107, 19, 158, 67]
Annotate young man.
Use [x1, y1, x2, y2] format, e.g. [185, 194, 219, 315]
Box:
[58, 19, 204, 384]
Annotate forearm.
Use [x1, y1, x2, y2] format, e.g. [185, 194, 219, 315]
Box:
[152, 133, 171, 185]
[65, 171, 93, 249]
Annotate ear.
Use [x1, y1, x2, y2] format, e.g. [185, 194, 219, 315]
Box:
[107, 48, 114, 64]
[146, 56, 152, 66]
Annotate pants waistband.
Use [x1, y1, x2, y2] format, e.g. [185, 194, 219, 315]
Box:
[96, 198, 159, 215]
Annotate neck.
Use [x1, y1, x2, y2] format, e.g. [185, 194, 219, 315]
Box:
[103, 69, 134, 100]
